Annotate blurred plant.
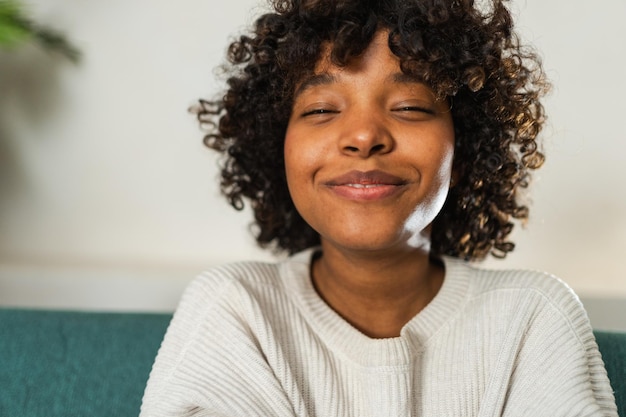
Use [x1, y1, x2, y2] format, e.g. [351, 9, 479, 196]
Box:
[0, 0, 80, 63]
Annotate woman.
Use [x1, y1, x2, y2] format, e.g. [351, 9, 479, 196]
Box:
[140, 0, 618, 415]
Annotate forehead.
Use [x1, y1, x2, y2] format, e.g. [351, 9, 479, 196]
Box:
[293, 31, 427, 98]
[314, 30, 397, 72]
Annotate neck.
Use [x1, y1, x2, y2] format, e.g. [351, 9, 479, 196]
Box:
[312, 243, 444, 338]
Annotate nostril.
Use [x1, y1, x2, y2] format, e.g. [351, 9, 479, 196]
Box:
[371, 144, 385, 153]
[342, 143, 388, 156]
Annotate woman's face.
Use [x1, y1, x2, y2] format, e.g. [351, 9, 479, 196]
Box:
[284, 31, 455, 255]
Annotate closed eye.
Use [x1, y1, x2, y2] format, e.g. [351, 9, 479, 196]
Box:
[301, 108, 339, 117]
[392, 106, 435, 115]
[391, 105, 438, 122]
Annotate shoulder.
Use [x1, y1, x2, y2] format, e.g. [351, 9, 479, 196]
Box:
[450, 257, 580, 305]
[444, 257, 589, 334]
[145, 256, 302, 381]
[141, 255, 310, 416]
[175, 249, 314, 321]
[187, 259, 283, 298]
[169, 260, 280, 327]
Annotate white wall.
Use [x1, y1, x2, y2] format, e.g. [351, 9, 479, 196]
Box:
[1, 0, 625, 327]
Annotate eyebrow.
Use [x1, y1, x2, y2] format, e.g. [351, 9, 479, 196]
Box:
[293, 73, 338, 98]
[390, 72, 426, 86]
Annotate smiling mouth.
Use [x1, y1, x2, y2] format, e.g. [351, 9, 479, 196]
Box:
[325, 170, 408, 201]
[344, 183, 389, 188]
[326, 170, 406, 186]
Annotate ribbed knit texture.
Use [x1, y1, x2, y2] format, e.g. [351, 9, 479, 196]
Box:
[140, 249, 618, 417]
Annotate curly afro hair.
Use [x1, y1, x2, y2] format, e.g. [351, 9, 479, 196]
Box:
[194, 0, 549, 261]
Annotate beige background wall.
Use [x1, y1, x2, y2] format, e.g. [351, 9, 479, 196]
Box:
[1, 0, 625, 328]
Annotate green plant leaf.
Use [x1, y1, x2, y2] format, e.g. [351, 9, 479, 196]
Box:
[0, 0, 21, 18]
[34, 26, 81, 63]
[0, 0, 80, 62]
[0, 20, 30, 47]
[0, 0, 31, 47]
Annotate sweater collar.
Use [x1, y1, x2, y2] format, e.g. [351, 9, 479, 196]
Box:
[280, 248, 472, 366]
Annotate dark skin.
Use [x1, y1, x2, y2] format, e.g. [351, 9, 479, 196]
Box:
[284, 32, 453, 338]
[312, 247, 444, 338]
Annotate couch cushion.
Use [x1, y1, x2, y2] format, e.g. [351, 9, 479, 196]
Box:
[0, 309, 171, 417]
[1, 309, 624, 416]
[595, 330, 626, 417]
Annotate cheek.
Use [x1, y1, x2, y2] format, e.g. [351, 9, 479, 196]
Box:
[432, 133, 456, 204]
[413, 123, 455, 209]
[283, 130, 301, 185]
[283, 127, 332, 228]
[283, 129, 312, 206]
[433, 119, 456, 177]
[412, 123, 455, 179]
[283, 127, 329, 182]
[436, 140, 455, 180]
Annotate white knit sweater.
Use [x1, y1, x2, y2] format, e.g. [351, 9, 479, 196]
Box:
[140, 249, 618, 416]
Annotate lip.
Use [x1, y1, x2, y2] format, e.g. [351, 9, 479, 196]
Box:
[324, 170, 408, 201]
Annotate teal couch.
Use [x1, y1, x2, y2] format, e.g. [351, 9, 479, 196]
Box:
[1, 308, 624, 417]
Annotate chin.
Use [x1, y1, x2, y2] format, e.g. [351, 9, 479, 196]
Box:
[322, 230, 431, 255]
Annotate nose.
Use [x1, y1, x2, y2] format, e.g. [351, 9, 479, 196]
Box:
[338, 111, 394, 158]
